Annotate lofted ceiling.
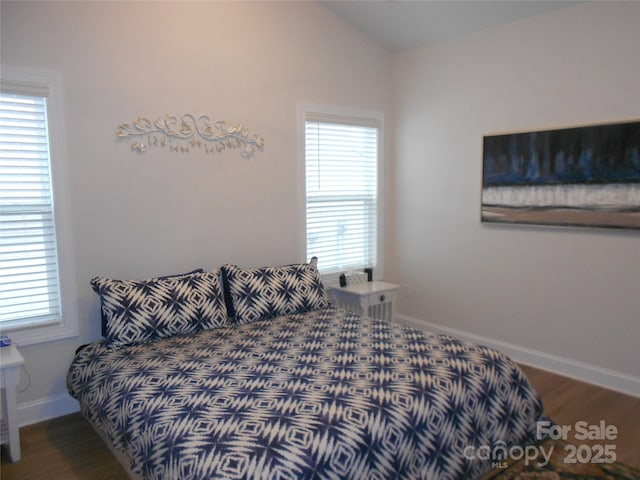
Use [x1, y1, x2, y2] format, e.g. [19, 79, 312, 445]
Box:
[319, 0, 580, 52]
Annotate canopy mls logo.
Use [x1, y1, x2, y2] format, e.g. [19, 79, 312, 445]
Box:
[463, 440, 553, 469]
[464, 420, 618, 469]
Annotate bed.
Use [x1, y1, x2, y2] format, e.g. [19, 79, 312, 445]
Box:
[67, 260, 544, 480]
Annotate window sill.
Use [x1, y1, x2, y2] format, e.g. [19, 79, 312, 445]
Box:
[1, 320, 78, 347]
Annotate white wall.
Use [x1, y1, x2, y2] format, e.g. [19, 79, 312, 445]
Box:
[2, 0, 638, 424]
[1, 0, 392, 422]
[389, 2, 640, 390]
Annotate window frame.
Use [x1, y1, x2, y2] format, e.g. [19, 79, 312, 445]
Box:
[1, 66, 78, 345]
[298, 104, 384, 286]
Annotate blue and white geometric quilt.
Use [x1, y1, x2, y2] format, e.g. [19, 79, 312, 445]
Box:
[67, 307, 544, 480]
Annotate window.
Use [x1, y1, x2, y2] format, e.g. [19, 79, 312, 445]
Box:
[0, 66, 77, 345]
[302, 107, 383, 282]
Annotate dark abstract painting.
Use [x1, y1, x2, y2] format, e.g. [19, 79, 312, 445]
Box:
[481, 120, 640, 229]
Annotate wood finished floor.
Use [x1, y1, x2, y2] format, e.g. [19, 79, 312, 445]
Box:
[1, 364, 638, 479]
[518, 364, 640, 469]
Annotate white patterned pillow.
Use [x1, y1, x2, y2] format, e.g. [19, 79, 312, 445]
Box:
[98, 269, 203, 337]
[221, 258, 329, 325]
[91, 270, 229, 349]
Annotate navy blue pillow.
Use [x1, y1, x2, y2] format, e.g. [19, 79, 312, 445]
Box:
[221, 258, 329, 325]
[99, 269, 202, 337]
[93, 269, 229, 349]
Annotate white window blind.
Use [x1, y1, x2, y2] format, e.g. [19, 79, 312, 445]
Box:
[0, 92, 62, 330]
[304, 115, 379, 275]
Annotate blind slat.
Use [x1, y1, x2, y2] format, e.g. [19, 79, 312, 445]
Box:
[305, 117, 378, 274]
[0, 91, 61, 324]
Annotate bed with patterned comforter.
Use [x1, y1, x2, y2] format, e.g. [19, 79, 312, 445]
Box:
[67, 306, 544, 480]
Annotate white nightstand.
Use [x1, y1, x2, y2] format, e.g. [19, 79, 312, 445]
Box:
[0, 342, 24, 462]
[329, 281, 400, 322]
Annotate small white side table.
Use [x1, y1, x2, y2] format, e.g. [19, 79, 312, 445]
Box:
[0, 342, 24, 462]
[329, 281, 400, 322]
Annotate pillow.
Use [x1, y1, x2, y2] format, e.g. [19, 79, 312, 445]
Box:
[221, 258, 329, 325]
[91, 270, 228, 349]
[99, 269, 203, 337]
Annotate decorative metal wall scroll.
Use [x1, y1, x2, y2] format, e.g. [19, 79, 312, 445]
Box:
[116, 114, 264, 159]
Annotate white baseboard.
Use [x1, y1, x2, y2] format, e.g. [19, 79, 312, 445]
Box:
[17, 393, 80, 427]
[395, 313, 640, 398]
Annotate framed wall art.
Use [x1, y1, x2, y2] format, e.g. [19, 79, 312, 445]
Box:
[481, 120, 640, 229]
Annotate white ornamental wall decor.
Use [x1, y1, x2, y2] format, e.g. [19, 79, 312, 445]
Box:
[116, 114, 264, 159]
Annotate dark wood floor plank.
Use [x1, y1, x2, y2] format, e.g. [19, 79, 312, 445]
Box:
[0, 412, 128, 479]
